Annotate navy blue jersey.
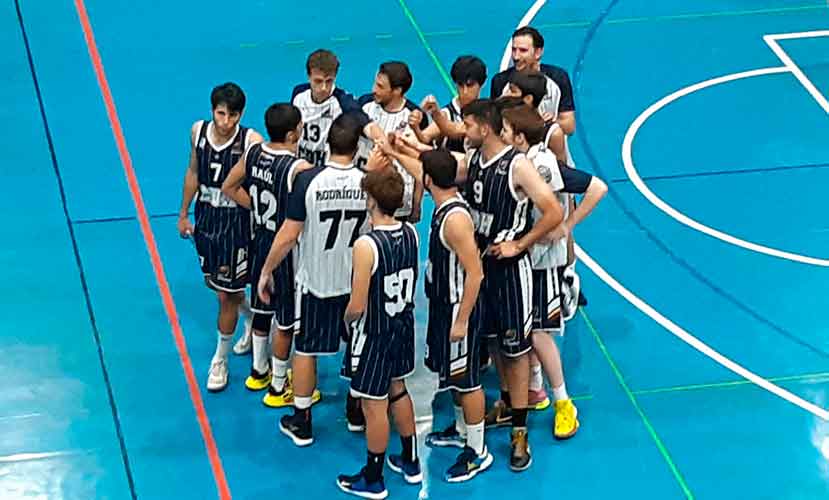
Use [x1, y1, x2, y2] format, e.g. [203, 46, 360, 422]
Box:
[359, 223, 419, 337]
[194, 120, 251, 239]
[441, 99, 465, 154]
[244, 144, 300, 240]
[425, 195, 472, 304]
[463, 146, 531, 254]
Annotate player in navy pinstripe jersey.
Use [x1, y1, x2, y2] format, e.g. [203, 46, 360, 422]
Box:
[459, 99, 563, 471]
[337, 168, 420, 498]
[222, 103, 322, 408]
[177, 83, 262, 392]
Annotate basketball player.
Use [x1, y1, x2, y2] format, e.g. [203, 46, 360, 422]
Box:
[412, 56, 487, 153]
[258, 114, 388, 446]
[292, 49, 384, 167]
[337, 168, 420, 498]
[177, 82, 262, 391]
[355, 61, 428, 222]
[415, 149, 493, 482]
[459, 99, 564, 471]
[503, 72, 567, 164]
[222, 103, 322, 407]
[501, 104, 607, 439]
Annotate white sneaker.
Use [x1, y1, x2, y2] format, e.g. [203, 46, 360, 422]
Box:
[233, 318, 252, 355]
[207, 358, 229, 392]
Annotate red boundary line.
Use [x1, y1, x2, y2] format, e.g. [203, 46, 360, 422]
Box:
[72, 1, 232, 498]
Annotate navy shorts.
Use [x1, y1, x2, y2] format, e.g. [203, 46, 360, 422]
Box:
[293, 287, 349, 356]
[344, 312, 415, 399]
[479, 255, 533, 358]
[425, 300, 482, 393]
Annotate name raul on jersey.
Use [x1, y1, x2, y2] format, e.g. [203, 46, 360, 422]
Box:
[315, 186, 367, 202]
[252, 165, 274, 184]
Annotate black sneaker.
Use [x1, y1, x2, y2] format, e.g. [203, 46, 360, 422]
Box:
[509, 428, 532, 472]
[425, 423, 465, 448]
[347, 401, 366, 432]
[279, 412, 313, 447]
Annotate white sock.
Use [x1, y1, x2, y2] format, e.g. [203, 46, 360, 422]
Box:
[294, 395, 312, 410]
[453, 405, 467, 437]
[529, 363, 544, 392]
[467, 421, 485, 457]
[214, 331, 233, 360]
[239, 296, 251, 317]
[252, 335, 269, 373]
[271, 356, 289, 392]
[553, 382, 569, 401]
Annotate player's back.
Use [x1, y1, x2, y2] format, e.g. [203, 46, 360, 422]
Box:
[364, 222, 419, 333]
[292, 163, 368, 297]
[245, 144, 300, 238]
[426, 194, 471, 305]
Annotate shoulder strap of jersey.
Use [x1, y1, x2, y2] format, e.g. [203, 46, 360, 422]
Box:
[197, 120, 209, 144]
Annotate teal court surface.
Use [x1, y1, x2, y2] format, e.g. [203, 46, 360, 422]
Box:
[4, 0, 829, 498]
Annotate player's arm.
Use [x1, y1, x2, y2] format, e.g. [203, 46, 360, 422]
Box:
[221, 149, 252, 209]
[546, 123, 568, 164]
[551, 166, 607, 241]
[344, 237, 374, 324]
[409, 179, 424, 224]
[489, 157, 563, 259]
[247, 130, 265, 147]
[443, 212, 484, 341]
[451, 151, 471, 185]
[557, 112, 575, 136]
[422, 96, 466, 139]
[555, 70, 576, 135]
[177, 122, 200, 238]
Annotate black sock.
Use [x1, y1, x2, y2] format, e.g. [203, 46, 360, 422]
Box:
[400, 434, 417, 463]
[512, 408, 528, 428]
[294, 406, 311, 422]
[365, 451, 385, 482]
[346, 394, 364, 423]
[500, 390, 512, 408]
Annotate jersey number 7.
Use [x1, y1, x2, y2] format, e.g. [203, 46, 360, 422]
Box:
[319, 210, 366, 250]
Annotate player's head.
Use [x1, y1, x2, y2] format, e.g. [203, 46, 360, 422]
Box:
[462, 99, 502, 149]
[306, 49, 339, 102]
[210, 83, 246, 136]
[507, 70, 546, 109]
[265, 103, 302, 145]
[327, 113, 362, 159]
[420, 148, 457, 194]
[361, 168, 404, 219]
[451, 56, 487, 107]
[495, 95, 526, 112]
[373, 61, 413, 105]
[511, 26, 544, 72]
[501, 104, 545, 151]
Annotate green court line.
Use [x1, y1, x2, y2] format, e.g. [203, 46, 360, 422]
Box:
[535, 3, 827, 30]
[633, 371, 829, 396]
[330, 36, 351, 42]
[581, 310, 694, 500]
[396, 0, 457, 96]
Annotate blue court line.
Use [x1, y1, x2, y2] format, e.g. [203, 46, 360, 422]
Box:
[72, 211, 190, 225]
[608, 161, 829, 184]
[572, 0, 829, 362]
[13, 1, 137, 498]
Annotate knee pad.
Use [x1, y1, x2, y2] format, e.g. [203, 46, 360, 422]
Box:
[252, 312, 273, 333]
[389, 387, 409, 405]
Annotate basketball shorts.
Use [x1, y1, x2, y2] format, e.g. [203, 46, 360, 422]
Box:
[532, 266, 565, 335]
[479, 254, 533, 358]
[425, 300, 482, 393]
[293, 286, 349, 356]
[345, 313, 415, 399]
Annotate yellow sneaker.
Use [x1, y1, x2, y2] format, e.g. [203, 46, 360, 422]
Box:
[553, 399, 579, 440]
[528, 388, 551, 411]
[245, 368, 271, 391]
[262, 384, 322, 408]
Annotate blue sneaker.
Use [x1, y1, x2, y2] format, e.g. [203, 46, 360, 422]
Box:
[336, 470, 388, 499]
[386, 455, 422, 484]
[425, 423, 465, 448]
[445, 446, 494, 483]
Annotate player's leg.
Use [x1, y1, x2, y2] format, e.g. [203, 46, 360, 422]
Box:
[531, 331, 579, 439]
[386, 380, 422, 484]
[263, 326, 294, 406]
[445, 386, 493, 483]
[278, 352, 316, 446]
[337, 396, 390, 499]
[244, 313, 272, 390]
[528, 351, 550, 410]
[207, 289, 244, 392]
[233, 295, 253, 355]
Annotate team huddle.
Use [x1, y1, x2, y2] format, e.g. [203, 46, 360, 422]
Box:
[177, 26, 607, 500]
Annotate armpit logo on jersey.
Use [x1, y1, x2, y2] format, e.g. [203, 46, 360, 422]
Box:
[537, 165, 553, 184]
[496, 159, 510, 175]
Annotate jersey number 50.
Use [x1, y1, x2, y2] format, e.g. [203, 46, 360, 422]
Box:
[384, 268, 414, 316]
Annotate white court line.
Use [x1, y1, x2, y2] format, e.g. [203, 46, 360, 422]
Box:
[502, 1, 829, 420]
[764, 31, 829, 114]
[622, 66, 829, 267]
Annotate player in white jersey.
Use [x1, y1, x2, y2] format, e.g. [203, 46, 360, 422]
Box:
[258, 113, 389, 446]
[501, 104, 607, 440]
[412, 56, 487, 154]
[291, 49, 384, 167]
[177, 83, 262, 392]
[355, 61, 428, 222]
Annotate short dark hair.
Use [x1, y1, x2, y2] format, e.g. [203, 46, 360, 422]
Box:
[265, 104, 302, 142]
[508, 71, 546, 109]
[210, 83, 246, 113]
[306, 49, 339, 75]
[495, 95, 526, 112]
[361, 168, 404, 216]
[450, 56, 487, 86]
[327, 113, 362, 156]
[462, 99, 502, 135]
[512, 26, 544, 49]
[420, 149, 457, 189]
[379, 61, 413, 94]
[502, 105, 546, 146]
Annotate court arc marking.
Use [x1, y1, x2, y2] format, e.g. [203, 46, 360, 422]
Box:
[623, 31, 829, 266]
[495, 0, 829, 420]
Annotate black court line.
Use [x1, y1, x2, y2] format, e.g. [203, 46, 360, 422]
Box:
[13, 2, 138, 498]
[73, 211, 189, 225]
[609, 161, 829, 184]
